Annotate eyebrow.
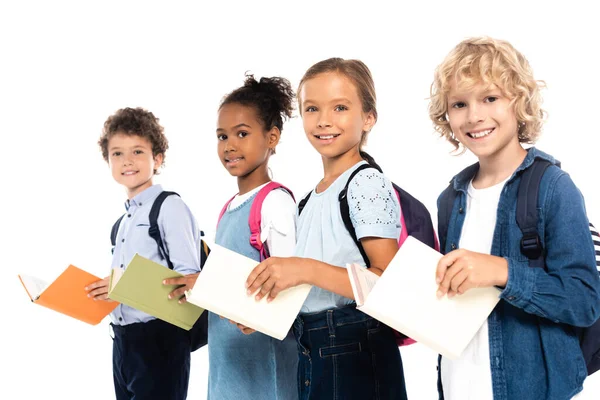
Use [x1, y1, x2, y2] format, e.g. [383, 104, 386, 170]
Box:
[216, 123, 252, 132]
[302, 97, 353, 105]
[108, 144, 147, 151]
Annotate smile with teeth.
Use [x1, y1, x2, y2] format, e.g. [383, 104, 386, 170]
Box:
[225, 156, 244, 164]
[315, 134, 340, 140]
[467, 128, 494, 139]
[122, 171, 138, 176]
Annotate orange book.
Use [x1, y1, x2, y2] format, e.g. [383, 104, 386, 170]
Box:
[18, 265, 118, 325]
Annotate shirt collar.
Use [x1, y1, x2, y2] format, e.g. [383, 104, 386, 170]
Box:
[451, 147, 559, 193]
[124, 184, 163, 211]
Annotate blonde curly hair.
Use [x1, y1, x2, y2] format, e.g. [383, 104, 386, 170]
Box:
[429, 37, 546, 150]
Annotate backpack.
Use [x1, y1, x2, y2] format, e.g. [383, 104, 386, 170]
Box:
[110, 191, 210, 352]
[438, 158, 600, 376]
[217, 181, 295, 261]
[298, 155, 440, 346]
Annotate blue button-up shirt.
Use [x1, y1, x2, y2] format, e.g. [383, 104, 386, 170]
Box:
[110, 184, 202, 325]
[438, 148, 600, 400]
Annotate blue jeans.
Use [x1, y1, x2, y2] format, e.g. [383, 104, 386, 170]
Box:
[293, 304, 408, 400]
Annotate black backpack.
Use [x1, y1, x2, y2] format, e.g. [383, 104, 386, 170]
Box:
[298, 155, 438, 347]
[110, 191, 210, 351]
[438, 159, 600, 376]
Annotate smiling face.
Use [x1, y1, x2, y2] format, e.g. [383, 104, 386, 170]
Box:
[299, 72, 375, 161]
[446, 81, 521, 163]
[216, 103, 278, 181]
[108, 132, 163, 198]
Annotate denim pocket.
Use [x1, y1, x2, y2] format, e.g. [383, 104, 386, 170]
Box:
[319, 342, 361, 357]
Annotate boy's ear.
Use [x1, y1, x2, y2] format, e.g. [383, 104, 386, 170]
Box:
[362, 111, 376, 133]
[153, 153, 164, 173]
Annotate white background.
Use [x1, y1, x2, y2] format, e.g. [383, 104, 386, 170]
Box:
[2, 1, 598, 399]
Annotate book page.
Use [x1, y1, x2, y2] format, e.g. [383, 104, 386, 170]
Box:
[347, 263, 380, 306]
[360, 236, 501, 359]
[109, 267, 124, 292]
[186, 244, 312, 340]
[18, 274, 49, 300]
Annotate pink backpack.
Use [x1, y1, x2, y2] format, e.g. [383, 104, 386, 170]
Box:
[218, 182, 295, 261]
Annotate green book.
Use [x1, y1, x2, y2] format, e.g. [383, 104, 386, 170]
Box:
[108, 253, 204, 330]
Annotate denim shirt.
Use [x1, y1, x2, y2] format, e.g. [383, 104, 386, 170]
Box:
[438, 148, 600, 400]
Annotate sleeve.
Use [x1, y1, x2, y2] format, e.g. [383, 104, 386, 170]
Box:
[158, 196, 202, 275]
[500, 172, 600, 327]
[347, 169, 401, 240]
[260, 188, 297, 258]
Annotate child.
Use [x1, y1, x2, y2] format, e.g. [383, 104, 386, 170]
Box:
[204, 74, 298, 400]
[245, 58, 408, 400]
[85, 107, 202, 400]
[429, 37, 600, 400]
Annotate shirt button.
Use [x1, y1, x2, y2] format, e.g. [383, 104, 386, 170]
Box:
[459, 207, 464, 214]
[127, 214, 131, 218]
[118, 317, 123, 322]
[451, 243, 457, 250]
[122, 239, 125, 243]
[508, 296, 515, 301]
[120, 264, 124, 268]
[304, 380, 310, 387]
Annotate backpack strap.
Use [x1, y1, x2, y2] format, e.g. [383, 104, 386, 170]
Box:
[298, 191, 312, 216]
[217, 182, 295, 261]
[516, 159, 552, 269]
[437, 182, 458, 254]
[217, 194, 237, 227]
[148, 191, 180, 270]
[249, 182, 295, 261]
[339, 163, 377, 268]
[110, 214, 126, 254]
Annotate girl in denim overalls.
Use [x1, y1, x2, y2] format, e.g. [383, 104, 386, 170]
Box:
[429, 37, 600, 400]
[208, 74, 298, 400]
[246, 58, 408, 400]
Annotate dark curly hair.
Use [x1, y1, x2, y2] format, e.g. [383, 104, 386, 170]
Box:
[220, 73, 295, 134]
[98, 107, 169, 164]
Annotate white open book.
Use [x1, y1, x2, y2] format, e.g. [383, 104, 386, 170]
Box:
[185, 244, 312, 340]
[348, 236, 501, 359]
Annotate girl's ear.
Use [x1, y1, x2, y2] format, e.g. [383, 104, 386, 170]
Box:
[267, 126, 281, 154]
[362, 111, 376, 133]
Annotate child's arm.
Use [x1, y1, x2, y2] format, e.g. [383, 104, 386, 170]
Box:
[159, 196, 202, 302]
[438, 173, 600, 327]
[246, 170, 400, 302]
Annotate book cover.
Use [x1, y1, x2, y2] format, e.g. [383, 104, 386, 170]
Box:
[186, 244, 312, 340]
[108, 253, 204, 331]
[348, 236, 501, 359]
[18, 265, 118, 325]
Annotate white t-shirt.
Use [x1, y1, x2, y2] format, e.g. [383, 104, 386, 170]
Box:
[227, 182, 296, 257]
[441, 177, 507, 400]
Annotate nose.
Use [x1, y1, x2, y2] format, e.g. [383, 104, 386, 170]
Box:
[467, 103, 484, 125]
[317, 110, 332, 129]
[122, 154, 133, 166]
[223, 138, 236, 153]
